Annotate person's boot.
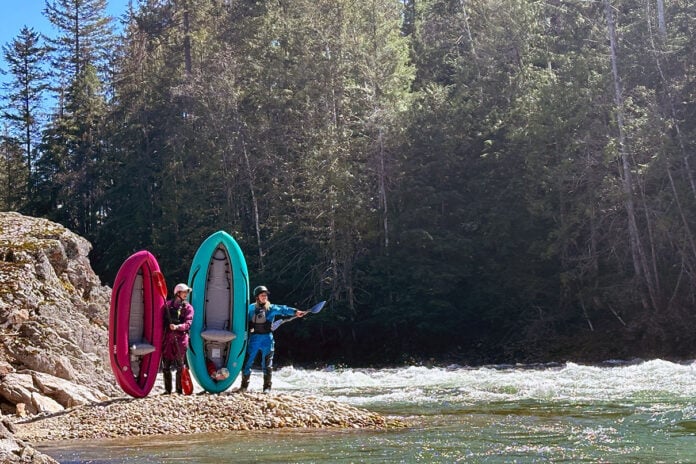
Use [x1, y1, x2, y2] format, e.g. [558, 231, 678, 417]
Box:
[263, 371, 272, 393]
[175, 369, 183, 394]
[239, 374, 250, 392]
[163, 369, 172, 395]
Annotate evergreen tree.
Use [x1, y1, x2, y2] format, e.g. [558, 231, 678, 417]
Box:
[95, 0, 226, 281]
[44, 0, 115, 80]
[0, 26, 49, 207]
[0, 136, 25, 210]
[9, 0, 693, 363]
[36, 0, 114, 237]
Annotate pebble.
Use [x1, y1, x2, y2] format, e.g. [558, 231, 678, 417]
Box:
[12, 392, 405, 442]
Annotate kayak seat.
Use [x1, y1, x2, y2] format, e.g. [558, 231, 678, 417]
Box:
[129, 342, 156, 356]
[201, 329, 236, 343]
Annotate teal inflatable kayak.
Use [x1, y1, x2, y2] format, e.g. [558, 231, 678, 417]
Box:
[187, 231, 249, 393]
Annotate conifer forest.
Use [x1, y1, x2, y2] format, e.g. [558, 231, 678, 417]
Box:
[2, 0, 696, 365]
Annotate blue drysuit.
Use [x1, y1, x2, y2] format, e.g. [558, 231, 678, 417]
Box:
[242, 303, 297, 377]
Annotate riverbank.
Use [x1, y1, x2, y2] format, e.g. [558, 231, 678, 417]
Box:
[13, 391, 404, 442]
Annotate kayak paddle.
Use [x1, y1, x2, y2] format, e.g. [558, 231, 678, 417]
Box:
[271, 300, 326, 331]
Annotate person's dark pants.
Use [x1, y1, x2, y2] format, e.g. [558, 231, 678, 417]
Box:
[162, 358, 184, 394]
[262, 351, 273, 391]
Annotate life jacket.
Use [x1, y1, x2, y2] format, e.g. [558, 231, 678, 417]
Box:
[250, 305, 272, 334]
[165, 299, 187, 329]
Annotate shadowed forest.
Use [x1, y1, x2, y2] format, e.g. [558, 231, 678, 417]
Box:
[2, 0, 696, 365]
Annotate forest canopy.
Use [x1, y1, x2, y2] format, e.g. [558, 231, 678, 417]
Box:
[1, 0, 695, 365]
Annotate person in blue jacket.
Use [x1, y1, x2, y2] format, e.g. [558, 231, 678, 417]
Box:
[239, 285, 306, 392]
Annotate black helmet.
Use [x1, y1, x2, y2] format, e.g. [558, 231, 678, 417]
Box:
[253, 285, 269, 297]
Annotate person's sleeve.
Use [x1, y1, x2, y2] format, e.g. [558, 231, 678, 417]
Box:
[276, 304, 297, 317]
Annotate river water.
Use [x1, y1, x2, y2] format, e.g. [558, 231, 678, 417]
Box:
[39, 359, 696, 463]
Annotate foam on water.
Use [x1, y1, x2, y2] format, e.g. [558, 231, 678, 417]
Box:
[273, 359, 696, 411]
[41, 359, 696, 463]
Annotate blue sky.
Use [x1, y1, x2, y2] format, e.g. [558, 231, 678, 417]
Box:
[0, 0, 130, 63]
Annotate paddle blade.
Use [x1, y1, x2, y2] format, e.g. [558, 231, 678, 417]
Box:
[181, 366, 194, 395]
[271, 301, 326, 332]
[270, 319, 285, 332]
[153, 271, 167, 298]
[309, 300, 326, 314]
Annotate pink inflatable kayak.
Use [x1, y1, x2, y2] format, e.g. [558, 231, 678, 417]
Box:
[109, 251, 167, 397]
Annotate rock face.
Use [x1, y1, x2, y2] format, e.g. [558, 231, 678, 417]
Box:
[0, 212, 116, 417]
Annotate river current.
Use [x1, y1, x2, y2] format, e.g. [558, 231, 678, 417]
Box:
[39, 359, 696, 463]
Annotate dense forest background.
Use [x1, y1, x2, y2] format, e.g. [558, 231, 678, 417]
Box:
[2, 0, 696, 366]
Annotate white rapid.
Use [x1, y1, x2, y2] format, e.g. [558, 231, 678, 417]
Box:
[40, 360, 696, 463]
[272, 360, 696, 411]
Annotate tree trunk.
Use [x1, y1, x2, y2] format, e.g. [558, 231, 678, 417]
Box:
[604, 0, 660, 312]
[656, 0, 666, 39]
[377, 126, 389, 253]
[645, 0, 696, 258]
[183, 3, 192, 75]
[459, 0, 478, 60]
[241, 137, 264, 272]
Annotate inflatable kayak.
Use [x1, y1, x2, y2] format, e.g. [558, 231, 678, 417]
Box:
[109, 251, 167, 398]
[187, 231, 249, 393]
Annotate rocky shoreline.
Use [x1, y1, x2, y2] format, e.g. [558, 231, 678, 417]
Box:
[13, 392, 404, 443]
[0, 213, 404, 462]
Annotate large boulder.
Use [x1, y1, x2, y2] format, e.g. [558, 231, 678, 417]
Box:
[0, 212, 118, 407]
[0, 212, 124, 463]
[0, 371, 109, 415]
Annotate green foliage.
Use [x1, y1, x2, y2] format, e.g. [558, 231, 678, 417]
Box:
[5, 0, 696, 364]
[43, 0, 115, 79]
[29, 0, 114, 240]
[0, 26, 50, 208]
[0, 139, 26, 210]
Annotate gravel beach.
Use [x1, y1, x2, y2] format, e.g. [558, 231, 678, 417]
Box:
[13, 392, 404, 442]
